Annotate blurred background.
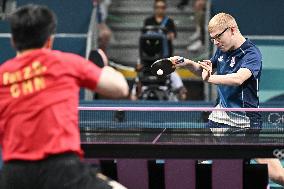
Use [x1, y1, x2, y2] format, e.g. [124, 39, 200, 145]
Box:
[1, 0, 284, 103]
[1, 1, 284, 188]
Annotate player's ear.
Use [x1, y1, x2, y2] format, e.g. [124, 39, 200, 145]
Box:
[231, 26, 237, 35]
[44, 35, 55, 49]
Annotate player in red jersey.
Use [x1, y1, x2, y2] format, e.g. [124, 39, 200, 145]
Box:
[0, 4, 128, 189]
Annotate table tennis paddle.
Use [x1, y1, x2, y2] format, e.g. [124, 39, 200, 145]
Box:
[150, 57, 185, 76]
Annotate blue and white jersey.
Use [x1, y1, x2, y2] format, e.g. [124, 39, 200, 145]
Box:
[209, 39, 262, 128]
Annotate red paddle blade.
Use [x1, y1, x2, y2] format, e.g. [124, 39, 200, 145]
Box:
[150, 58, 175, 76]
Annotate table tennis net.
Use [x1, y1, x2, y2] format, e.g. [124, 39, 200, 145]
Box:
[79, 107, 284, 144]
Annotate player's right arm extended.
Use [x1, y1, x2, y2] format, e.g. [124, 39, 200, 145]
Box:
[95, 66, 129, 99]
[184, 58, 204, 76]
[172, 56, 203, 76]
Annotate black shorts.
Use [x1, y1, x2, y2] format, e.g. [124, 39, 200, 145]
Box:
[0, 153, 119, 189]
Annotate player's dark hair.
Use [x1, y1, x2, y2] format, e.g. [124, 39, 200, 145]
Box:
[8, 4, 57, 51]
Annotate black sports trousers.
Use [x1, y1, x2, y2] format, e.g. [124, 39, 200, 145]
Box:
[0, 152, 114, 189]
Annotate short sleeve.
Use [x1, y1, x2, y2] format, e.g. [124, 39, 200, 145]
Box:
[79, 59, 102, 90]
[62, 53, 102, 90]
[241, 50, 262, 78]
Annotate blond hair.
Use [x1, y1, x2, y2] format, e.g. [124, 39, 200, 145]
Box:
[208, 13, 239, 33]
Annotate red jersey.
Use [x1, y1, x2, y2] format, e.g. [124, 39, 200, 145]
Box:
[0, 49, 102, 162]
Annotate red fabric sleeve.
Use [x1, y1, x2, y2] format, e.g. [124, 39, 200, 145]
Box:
[60, 52, 102, 90]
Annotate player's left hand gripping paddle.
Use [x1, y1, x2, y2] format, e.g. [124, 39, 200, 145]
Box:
[150, 57, 185, 76]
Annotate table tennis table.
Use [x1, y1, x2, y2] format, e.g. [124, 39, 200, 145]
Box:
[79, 104, 284, 189]
[81, 127, 283, 159]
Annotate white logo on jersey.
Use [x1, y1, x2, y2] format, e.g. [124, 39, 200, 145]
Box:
[230, 57, 236, 67]
[218, 56, 224, 62]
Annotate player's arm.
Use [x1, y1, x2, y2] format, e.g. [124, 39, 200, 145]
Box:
[202, 51, 262, 86]
[203, 66, 252, 86]
[255, 158, 284, 186]
[199, 60, 251, 86]
[95, 66, 129, 99]
[171, 56, 204, 76]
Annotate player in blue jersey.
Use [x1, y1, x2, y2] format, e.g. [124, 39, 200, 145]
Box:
[171, 12, 284, 186]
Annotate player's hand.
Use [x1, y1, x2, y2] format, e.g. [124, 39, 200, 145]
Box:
[199, 60, 212, 81]
[169, 56, 192, 68]
[199, 60, 212, 72]
[201, 68, 211, 81]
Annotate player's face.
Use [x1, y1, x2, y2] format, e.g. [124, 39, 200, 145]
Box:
[209, 27, 233, 52]
[154, 1, 167, 17]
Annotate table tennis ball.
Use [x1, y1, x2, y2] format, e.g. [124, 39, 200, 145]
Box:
[157, 69, 163, 75]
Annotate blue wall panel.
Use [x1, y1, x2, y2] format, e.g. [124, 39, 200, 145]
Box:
[53, 37, 87, 57]
[0, 37, 87, 64]
[17, 0, 93, 33]
[211, 0, 284, 35]
[0, 19, 10, 33]
[0, 37, 15, 64]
